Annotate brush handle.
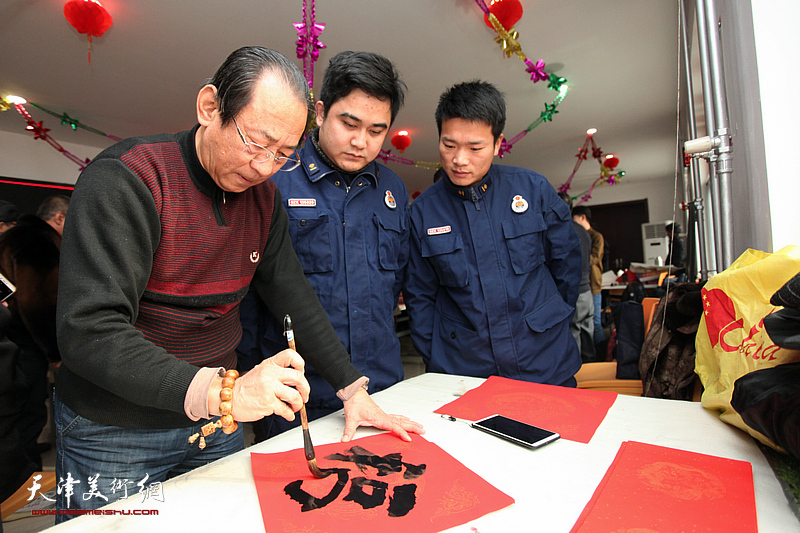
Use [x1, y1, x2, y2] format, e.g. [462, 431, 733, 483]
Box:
[284, 314, 317, 463]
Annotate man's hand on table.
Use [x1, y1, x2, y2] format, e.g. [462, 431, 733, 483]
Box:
[341, 387, 425, 442]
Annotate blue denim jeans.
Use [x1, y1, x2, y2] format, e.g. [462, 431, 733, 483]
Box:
[54, 394, 243, 523]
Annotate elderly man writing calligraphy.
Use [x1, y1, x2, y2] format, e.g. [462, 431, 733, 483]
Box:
[54, 46, 422, 521]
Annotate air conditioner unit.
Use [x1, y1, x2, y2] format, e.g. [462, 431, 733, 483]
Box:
[641, 221, 672, 264]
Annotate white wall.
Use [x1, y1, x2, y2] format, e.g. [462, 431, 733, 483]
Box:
[751, 0, 800, 251]
[583, 176, 680, 224]
[0, 129, 103, 185]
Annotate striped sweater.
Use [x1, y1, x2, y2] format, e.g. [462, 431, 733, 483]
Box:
[55, 126, 361, 428]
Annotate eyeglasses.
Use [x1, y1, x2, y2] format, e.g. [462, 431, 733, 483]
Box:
[232, 117, 300, 171]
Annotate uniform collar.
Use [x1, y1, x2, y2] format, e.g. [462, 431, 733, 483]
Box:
[443, 167, 493, 201]
[302, 128, 380, 187]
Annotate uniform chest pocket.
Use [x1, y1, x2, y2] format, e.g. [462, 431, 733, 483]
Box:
[288, 213, 333, 273]
[503, 213, 546, 274]
[375, 214, 403, 271]
[420, 233, 468, 288]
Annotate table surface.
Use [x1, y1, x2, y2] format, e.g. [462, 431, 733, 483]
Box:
[43, 373, 800, 532]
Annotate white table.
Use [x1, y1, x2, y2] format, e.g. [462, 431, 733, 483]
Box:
[42, 373, 799, 532]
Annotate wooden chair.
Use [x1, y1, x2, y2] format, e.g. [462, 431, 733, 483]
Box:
[1, 471, 56, 520]
[575, 361, 643, 396]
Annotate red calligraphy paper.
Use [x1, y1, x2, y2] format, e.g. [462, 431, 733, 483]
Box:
[434, 375, 617, 443]
[571, 441, 758, 532]
[251, 433, 514, 532]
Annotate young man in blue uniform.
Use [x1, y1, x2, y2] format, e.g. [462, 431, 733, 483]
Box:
[405, 80, 582, 386]
[238, 51, 411, 437]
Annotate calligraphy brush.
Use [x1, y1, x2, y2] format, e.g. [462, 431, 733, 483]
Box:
[284, 314, 330, 479]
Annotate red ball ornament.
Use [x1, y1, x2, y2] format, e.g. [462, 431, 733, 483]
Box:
[483, 0, 524, 30]
[64, 0, 113, 64]
[391, 131, 411, 153]
[603, 156, 620, 170]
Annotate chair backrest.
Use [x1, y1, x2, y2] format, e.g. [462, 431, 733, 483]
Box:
[1, 471, 56, 520]
[642, 297, 660, 334]
[575, 362, 643, 396]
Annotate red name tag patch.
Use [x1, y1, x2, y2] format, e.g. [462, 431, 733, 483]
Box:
[427, 226, 451, 235]
[288, 198, 316, 207]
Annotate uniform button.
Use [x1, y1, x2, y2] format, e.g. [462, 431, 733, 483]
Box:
[358, 182, 363, 186]
[300, 220, 307, 226]
[335, 180, 341, 186]
[451, 332, 457, 339]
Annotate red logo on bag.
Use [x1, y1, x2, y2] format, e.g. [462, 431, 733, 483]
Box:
[702, 287, 780, 360]
[702, 288, 743, 351]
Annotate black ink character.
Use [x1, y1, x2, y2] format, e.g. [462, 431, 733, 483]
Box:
[283, 446, 426, 517]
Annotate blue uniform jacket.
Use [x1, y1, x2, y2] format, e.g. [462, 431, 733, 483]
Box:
[405, 165, 582, 385]
[238, 142, 409, 410]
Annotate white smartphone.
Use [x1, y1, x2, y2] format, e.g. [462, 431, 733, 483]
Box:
[0, 272, 15, 303]
[471, 414, 560, 449]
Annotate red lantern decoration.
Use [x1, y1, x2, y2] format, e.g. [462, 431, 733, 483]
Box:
[483, 0, 524, 30]
[391, 131, 412, 154]
[603, 156, 620, 169]
[64, 0, 114, 64]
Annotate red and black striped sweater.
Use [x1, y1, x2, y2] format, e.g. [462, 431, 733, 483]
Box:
[55, 126, 361, 428]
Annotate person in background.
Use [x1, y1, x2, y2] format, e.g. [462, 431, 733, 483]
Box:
[559, 193, 594, 362]
[237, 50, 410, 440]
[0, 207, 63, 474]
[572, 205, 605, 348]
[665, 222, 685, 269]
[405, 80, 582, 386]
[53, 46, 422, 521]
[0, 304, 39, 519]
[0, 200, 19, 234]
[36, 195, 70, 236]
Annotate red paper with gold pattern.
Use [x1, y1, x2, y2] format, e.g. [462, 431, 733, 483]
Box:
[251, 433, 514, 532]
[434, 375, 617, 443]
[570, 441, 757, 532]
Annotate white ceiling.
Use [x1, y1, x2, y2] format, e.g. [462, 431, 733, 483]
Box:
[0, 0, 680, 198]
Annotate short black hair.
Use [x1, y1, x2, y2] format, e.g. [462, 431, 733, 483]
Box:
[572, 205, 592, 224]
[435, 80, 506, 143]
[0, 200, 18, 223]
[558, 192, 573, 208]
[318, 51, 406, 125]
[209, 46, 311, 127]
[36, 195, 70, 221]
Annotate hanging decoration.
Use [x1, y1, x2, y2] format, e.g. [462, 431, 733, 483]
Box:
[390, 131, 412, 153]
[2, 95, 123, 170]
[27, 102, 122, 142]
[8, 99, 92, 170]
[377, 0, 569, 169]
[557, 129, 626, 206]
[483, 0, 523, 30]
[63, 0, 114, 65]
[293, 0, 326, 97]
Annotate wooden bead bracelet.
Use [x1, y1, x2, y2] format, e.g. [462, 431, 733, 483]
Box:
[188, 368, 239, 449]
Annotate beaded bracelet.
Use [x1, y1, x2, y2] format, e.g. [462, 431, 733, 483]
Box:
[219, 369, 239, 434]
[188, 368, 240, 449]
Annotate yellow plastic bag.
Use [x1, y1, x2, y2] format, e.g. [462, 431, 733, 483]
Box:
[696, 246, 800, 449]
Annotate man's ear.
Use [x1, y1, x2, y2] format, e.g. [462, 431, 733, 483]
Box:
[493, 133, 505, 156]
[197, 84, 219, 126]
[314, 100, 325, 128]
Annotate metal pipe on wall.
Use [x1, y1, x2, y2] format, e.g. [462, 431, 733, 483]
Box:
[680, 0, 711, 281]
[694, 0, 722, 273]
[695, 0, 735, 270]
